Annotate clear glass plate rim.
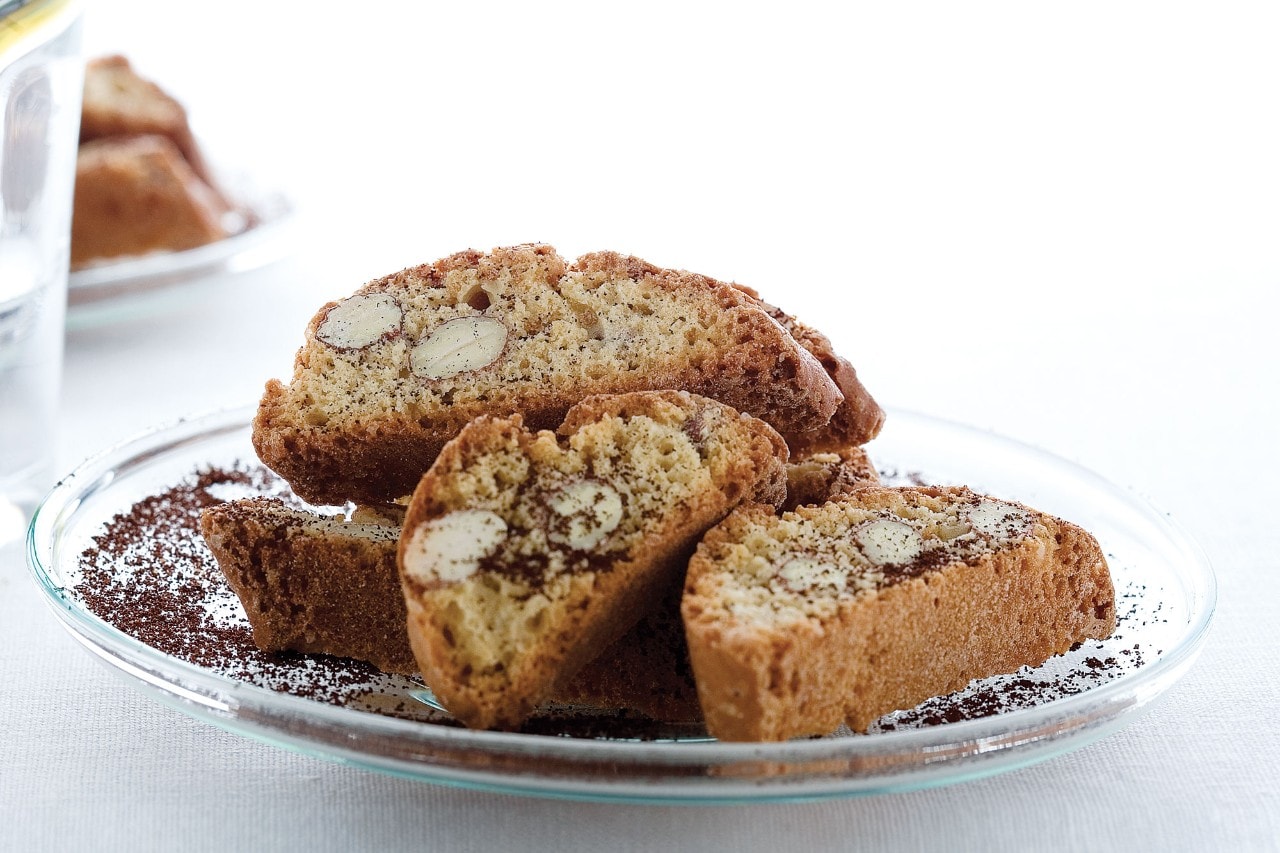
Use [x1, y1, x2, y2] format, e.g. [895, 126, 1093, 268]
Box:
[26, 403, 1218, 765]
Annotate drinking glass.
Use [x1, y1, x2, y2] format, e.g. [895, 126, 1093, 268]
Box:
[0, 0, 82, 546]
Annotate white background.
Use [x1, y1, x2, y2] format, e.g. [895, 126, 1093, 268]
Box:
[3, 1, 1278, 850]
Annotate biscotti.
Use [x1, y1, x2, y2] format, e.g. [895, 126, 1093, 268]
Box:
[199, 498, 417, 675]
[252, 244, 870, 506]
[71, 135, 232, 267]
[682, 485, 1117, 741]
[80, 54, 218, 189]
[397, 390, 788, 730]
[198, 444, 878, 722]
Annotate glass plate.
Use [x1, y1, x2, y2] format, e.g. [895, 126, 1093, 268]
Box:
[26, 405, 1215, 804]
[65, 182, 295, 330]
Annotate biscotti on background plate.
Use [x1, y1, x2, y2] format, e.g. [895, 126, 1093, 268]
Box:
[73, 55, 238, 268]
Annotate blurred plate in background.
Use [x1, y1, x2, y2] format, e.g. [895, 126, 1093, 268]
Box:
[67, 174, 295, 329]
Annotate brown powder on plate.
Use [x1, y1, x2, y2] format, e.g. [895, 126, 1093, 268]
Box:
[871, 576, 1149, 732]
[72, 464, 1158, 739]
[74, 463, 436, 711]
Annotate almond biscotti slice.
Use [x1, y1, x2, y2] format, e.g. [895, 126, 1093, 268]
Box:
[199, 498, 418, 675]
[397, 390, 788, 730]
[252, 244, 849, 506]
[682, 485, 1117, 741]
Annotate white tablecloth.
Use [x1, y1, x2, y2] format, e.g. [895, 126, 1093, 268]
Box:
[4, 2, 1278, 849]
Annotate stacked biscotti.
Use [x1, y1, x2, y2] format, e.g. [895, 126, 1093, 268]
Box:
[200, 439, 879, 721]
[202, 243, 1115, 739]
[72, 55, 238, 269]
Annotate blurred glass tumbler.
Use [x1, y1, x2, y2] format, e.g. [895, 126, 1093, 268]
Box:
[0, 0, 81, 545]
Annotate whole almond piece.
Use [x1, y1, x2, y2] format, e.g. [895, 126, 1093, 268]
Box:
[410, 316, 508, 379]
[401, 509, 509, 584]
[854, 518, 924, 566]
[316, 293, 403, 350]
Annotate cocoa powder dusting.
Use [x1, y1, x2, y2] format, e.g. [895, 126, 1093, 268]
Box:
[73, 463, 438, 712]
[871, 575, 1149, 732]
[72, 465, 1160, 739]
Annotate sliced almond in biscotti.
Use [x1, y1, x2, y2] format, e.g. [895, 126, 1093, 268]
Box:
[252, 243, 858, 506]
[397, 390, 788, 731]
[682, 485, 1117, 741]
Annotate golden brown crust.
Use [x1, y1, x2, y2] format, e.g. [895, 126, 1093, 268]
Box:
[252, 244, 840, 506]
[733, 285, 886, 451]
[71, 135, 230, 267]
[788, 352, 885, 454]
[198, 498, 417, 675]
[80, 54, 217, 188]
[682, 486, 1117, 741]
[397, 391, 787, 730]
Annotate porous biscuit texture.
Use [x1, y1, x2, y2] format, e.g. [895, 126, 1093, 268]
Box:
[682, 485, 1117, 741]
[199, 497, 417, 675]
[252, 244, 856, 506]
[397, 390, 787, 730]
